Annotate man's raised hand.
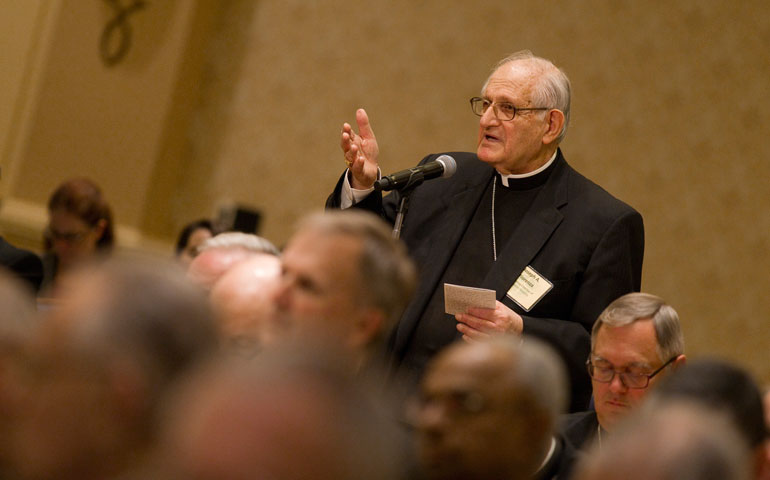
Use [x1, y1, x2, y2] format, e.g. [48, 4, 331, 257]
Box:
[340, 109, 380, 189]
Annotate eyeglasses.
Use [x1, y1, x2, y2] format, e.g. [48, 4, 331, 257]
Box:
[46, 227, 90, 244]
[586, 356, 677, 389]
[470, 96, 549, 121]
[409, 390, 487, 422]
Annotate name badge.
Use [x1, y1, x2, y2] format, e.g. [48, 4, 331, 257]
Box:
[506, 265, 553, 312]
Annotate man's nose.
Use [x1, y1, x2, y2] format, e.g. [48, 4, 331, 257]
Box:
[608, 372, 628, 393]
[271, 277, 291, 309]
[479, 105, 501, 127]
[415, 401, 449, 434]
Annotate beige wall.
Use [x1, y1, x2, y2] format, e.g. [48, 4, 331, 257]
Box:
[1, 1, 768, 382]
[0, 0, 217, 250]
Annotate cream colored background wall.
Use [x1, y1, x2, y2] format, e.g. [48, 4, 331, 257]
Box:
[1, 1, 768, 382]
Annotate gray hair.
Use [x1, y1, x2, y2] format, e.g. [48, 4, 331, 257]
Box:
[591, 292, 684, 363]
[483, 50, 571, 144]
[297, 210, 417, 336]
[198, 232, 279, 256]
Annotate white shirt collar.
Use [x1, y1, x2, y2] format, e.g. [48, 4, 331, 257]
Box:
[498, 151, 557, 187]
[535, 436, 557, 473]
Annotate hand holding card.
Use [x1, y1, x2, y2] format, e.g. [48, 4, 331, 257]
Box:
[444, 283, 497, 315]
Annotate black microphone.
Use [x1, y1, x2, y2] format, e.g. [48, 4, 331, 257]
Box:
[374, 155, 457, 191]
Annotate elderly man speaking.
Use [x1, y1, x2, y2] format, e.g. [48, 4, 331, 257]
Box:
[328, 50, 644, 410]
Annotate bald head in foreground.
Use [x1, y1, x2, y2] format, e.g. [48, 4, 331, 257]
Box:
[414, 336, 569, 480]
[157, 343, 405, 480]
[209, 253, 281, 352]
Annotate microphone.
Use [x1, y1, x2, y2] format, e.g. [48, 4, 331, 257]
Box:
[374, 155, 457, 191]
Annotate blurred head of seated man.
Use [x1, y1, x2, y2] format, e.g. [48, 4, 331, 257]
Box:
[0, 269, 38, 477]
[573, 400, 752, 480]
[560, 292, 686, 452]
[156, 341, 405, 480]
[413, 335, 568, 480]
[186, 232, 279, 291]
[12, 256, 218, 480]
[271, 210, 416, 371]
[647, 358, 770, 480]
[209, 253, 282, 354]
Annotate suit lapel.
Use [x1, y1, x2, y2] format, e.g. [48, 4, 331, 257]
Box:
[392, 165, 494, 353]
[481, 153, 571, 301]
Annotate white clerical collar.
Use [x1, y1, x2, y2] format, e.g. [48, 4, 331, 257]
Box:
[535, 436, 557, 473]
[498, 151, 557, 187]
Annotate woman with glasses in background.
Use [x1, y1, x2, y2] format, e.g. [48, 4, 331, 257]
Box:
[41, 177, 114, 292]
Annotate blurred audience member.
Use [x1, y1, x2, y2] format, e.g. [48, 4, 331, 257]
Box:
[209, 253, 281, 354]
[764, 387, 770, 480]
[271, 210, 416, 373]
[0, 238, 43, 294]
[412, 336, 569, 480]
[764, 387, 770, 428]
[560, 292, 685, 452]
[187, 232, 279, 291]
[175, 219, 215, 267]
[0, 167, 43, 293]
[0, 270, 38, 477]
[572, 401, 751, 480]
[648, 358, 770, 479]
[42, 177, 114, 291]
[12, 256, 218, 480]
[156, 342, 405, 480]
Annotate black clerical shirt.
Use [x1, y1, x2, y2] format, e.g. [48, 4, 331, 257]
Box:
[400, 162, 557, 378]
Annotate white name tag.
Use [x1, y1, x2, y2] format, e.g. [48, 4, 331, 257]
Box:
[506, 265, 553, 312]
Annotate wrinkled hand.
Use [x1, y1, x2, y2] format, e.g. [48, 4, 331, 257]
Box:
[340, 108, 380, 189]
[455, 300, 524, 342]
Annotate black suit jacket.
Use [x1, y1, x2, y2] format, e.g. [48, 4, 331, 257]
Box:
[558, 410, 600, 454]
[0, 237, 43, 293]
[327, 150, 644, 411]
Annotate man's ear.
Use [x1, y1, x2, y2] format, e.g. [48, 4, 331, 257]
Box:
[93, 218, 107, 240]
[542, 109, 565, 146]
[672, 354, 687, 369]
[348, 309, 385, 350]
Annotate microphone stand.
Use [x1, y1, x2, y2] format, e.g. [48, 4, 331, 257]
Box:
[390, 171, 425, 240]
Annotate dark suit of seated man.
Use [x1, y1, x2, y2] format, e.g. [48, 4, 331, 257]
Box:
[327, 50, 644, 412]
[0, 237, 43, 293]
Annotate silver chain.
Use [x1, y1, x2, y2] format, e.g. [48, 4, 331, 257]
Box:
[492, 176, 497, 262]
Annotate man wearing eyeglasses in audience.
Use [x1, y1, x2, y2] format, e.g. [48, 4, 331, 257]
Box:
[559, 292, 686, 452]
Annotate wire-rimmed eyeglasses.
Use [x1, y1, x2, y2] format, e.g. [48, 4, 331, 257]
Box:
[470, 96, 549, 121]
[586, 356, 677, 389]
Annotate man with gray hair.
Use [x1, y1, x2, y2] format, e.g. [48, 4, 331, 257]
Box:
[559, 292, 686, 452]
[328, 50, 644, 411]
[413, 335, 571, 480]
[271, 209, 417, 372]
[187, 231, 279, 290]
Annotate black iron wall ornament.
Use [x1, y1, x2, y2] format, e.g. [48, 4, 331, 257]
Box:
[99, 0, 147, 67]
